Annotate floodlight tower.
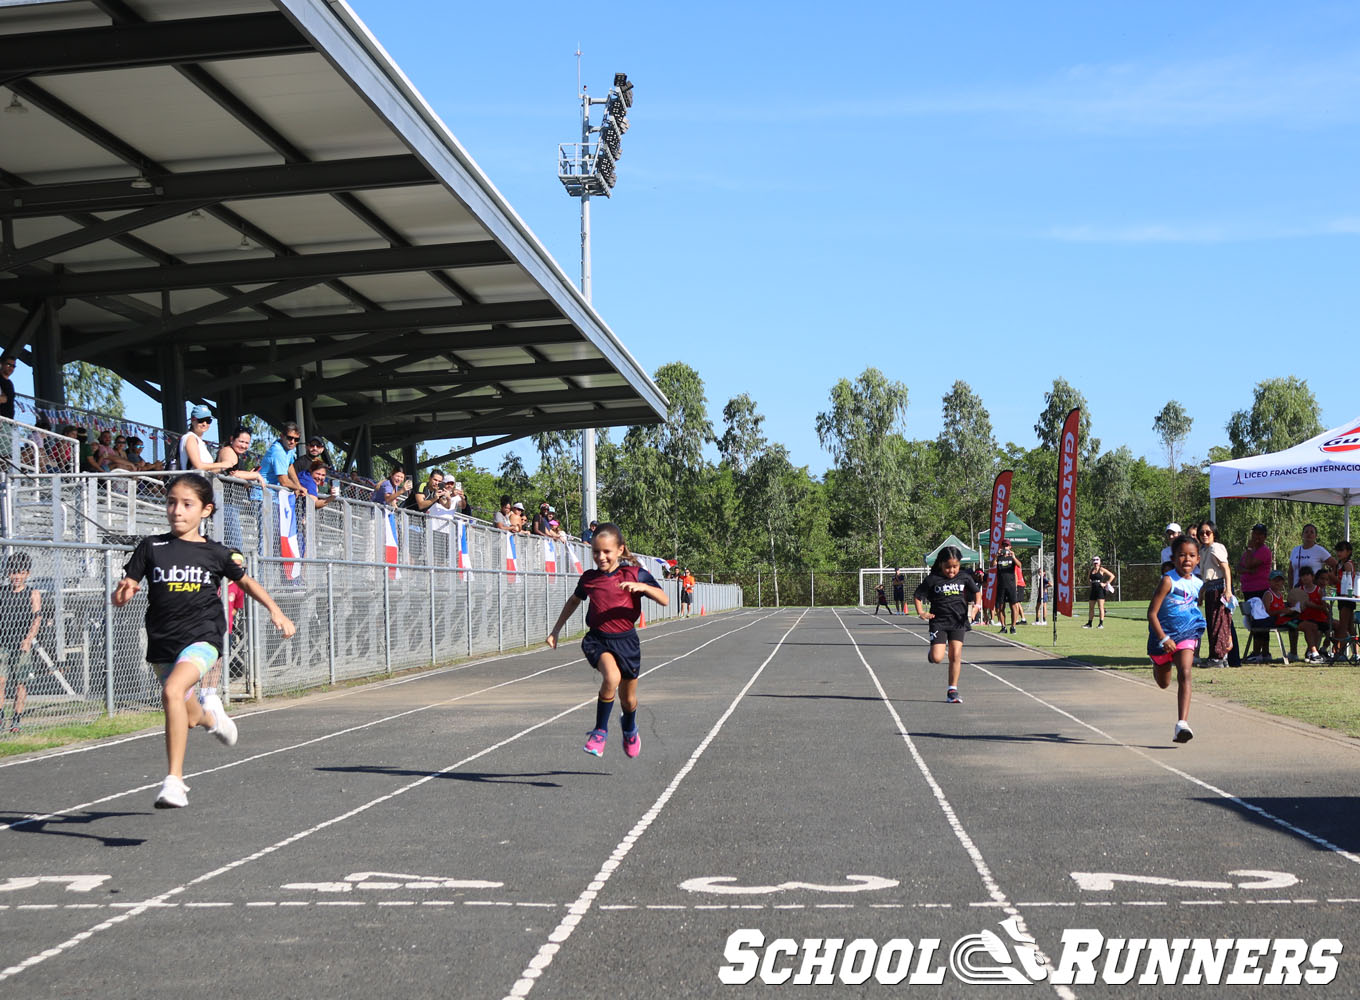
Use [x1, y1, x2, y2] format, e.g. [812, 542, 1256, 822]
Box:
[558, 70, 633, 536]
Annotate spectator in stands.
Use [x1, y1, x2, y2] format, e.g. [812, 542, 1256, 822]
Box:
[293, 436, 329, 484]
[96, 430, 137, 472]
[0, 356, 15, 421]
[509, 501, 528, 532]
[76, 428, 101, 473]
[216, 427, 262, 551]
[297, 460, 336, 510]
[404, 468, 447, 513]
[531, 502, 553, 536]
[493, 495, 513, 530]
[124, 436, 164, 472]
[261, 422, 306, 497]
[582, 519, 598, 543]
[449, 481, 470, 516]
[374, 465, 410, 507]
[1238, 523, 1273, 662]
[53, 425, 79, 471]
[179, 406, 234, 475]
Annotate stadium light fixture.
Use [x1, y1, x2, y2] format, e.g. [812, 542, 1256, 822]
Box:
[555, 65, 636, 534]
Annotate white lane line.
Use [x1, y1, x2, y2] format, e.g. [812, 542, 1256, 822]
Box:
[832, 609, 1076, 1000]
[864, 610, 1360, 870]
[3, 896, 1354, 914]
[2, 614, 751, 833]
[0, 610, 782, 984]
[0, 612, 746, 771]
[500, 608, 811, 1000]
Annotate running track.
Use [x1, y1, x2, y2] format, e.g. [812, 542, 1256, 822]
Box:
[2, 609, 1358, 998]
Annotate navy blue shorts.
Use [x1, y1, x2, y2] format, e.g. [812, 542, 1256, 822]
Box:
[581, 629, 642, 679]
[929, 626, 969, 646]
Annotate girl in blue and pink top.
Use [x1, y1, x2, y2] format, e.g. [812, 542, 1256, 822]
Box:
[547, 523, 669, 759]
[1147, 534, 1205, 745]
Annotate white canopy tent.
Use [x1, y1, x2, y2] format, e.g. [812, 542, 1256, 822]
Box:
[1207, 416, 1360, 538]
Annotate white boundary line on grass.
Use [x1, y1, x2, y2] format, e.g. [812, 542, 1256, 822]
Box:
[0, 612, 753, 771]
[0, 609, 785, 983]
[860, 609, 1360, 869]
[832, 609, 1077, 1000]
[499, 608, 812, 1000]
[0, 614, 756, 832]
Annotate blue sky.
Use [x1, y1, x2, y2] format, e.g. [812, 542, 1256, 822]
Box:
[40, 0, 1360, 473]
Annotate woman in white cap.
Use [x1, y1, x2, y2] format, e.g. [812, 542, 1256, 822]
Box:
[1083, 556, 1116, 628]
[178, 405, 235, 475]
[1160, 523, 1182, 566]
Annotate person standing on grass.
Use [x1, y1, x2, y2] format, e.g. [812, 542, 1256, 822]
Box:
[1195, 522, 1236, 667]
[892, 568, 906, 614]
[1147, 534, 1205, 745]
[113, 474, 295, 808]
[913, 546, 981, 705]
[1082, 557, 1116, 629]
[1238, 523, 1273, 663]
[547, 522, 668, 760]
[1033, 568, 1050, 625]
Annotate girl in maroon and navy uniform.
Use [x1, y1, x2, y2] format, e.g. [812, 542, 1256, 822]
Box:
[548, 522, 669, 758]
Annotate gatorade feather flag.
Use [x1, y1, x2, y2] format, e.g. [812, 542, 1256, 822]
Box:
[383, 510, 400, 581]
[457, 521, 473, 578]
[544, 538, 557, 574]
[278, 492, 302, 580]
[983, 470, 1013, 611]
[1054, 408, 1081, 618]
[504, 532, 518, 582]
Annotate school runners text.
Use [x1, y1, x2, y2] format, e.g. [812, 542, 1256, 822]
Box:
[719, 921, 1341, 986]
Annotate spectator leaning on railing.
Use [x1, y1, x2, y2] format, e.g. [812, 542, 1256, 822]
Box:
[261, 423, 306, 498]
[493, 495, 513, 530]
[404, 468, 447, 513]
[374, 465, 411, 506]
[0, 356, 15, 421]
[509, 501, 527, 532]
[179, 405, 234, 475]
[293, 436, 329, 484]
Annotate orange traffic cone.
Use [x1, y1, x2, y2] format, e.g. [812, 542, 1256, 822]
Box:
[639, 609, 647, 629]
[699, 605, 705, 616]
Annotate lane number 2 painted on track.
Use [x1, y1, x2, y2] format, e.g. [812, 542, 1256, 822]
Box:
[1070, 869, 1298, 892]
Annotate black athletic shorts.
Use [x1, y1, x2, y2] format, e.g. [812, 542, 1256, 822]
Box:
[581, 629, 642, 679]
[1088, 582, 1106, 601]
[929, 627, 969, 646]
[997, 579, 1019, 606]
[681, 590, 692, 605]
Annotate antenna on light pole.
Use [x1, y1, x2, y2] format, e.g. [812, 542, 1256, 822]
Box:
[557, 66, 634, 538]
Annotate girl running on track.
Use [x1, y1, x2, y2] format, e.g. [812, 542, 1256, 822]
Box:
[547, 522, 669, 759]
[1146, 533, 1205, 744]
[912, 546, 981, 704]
[112, 474, 295, 808]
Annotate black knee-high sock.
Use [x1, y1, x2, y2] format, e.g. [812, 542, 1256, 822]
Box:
[594, 697, 615, 732]
[621, 708, 637, 734]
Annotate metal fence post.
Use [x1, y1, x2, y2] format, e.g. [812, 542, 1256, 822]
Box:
[247, 553, 261, 699]
[523, 572, 529, 649]
[497, 570, 504, 652]
[465, 568, 473, 658]
[327, 561, 336, 685]
[103, 549, 114, 717]
[383, 571, 392, 676]
[429, 567, 436, 666]
[757, 569, 761, 608]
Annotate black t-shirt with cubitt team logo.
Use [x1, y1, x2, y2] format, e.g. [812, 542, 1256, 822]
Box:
[123, 534, 246, 662]
[913, 572, 979, 630]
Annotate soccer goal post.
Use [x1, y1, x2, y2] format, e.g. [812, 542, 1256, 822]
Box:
[858, 567, 926, 607]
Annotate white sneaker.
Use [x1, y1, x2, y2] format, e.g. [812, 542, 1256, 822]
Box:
[204, 696, 238, 747]
[1173, 720, 1194, 744]
[155, 774, 189, 809]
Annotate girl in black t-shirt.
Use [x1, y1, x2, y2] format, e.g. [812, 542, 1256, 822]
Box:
[113, 475, 295, 809]
[912, 547, 981, 704]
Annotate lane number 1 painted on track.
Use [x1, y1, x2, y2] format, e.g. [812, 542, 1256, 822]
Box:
[0, 875, 111, 894]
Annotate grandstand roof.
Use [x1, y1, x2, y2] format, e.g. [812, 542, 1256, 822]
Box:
[0, 0, 665, 458]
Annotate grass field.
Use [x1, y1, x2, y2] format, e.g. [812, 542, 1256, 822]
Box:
[1004, 601, 1360, 739]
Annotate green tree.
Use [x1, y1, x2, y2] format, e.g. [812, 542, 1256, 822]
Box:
[532, 429, 582, 529]
[497, 452, 532, 500]
[718, 393, 766, 474]
[1153, 400, 1194, 523]
[63, 361, 124, 417]
[1089, 446, 1143, 567]
[937, 381, 997, 548]
[815, 367, 910, 569]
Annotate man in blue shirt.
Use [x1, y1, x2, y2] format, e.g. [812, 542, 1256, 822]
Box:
[261, 423, 305, 496]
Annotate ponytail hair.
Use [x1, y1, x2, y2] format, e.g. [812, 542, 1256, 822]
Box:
[592, 521, 635, 565]
[932, 545, 963, 574]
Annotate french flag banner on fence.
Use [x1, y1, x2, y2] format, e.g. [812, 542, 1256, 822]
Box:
[544, 538, 557, 574]
[278, 492, 302, 580]
[457, 522, 473, 578]
[569, 544, 584, 575]
[1054, 408, 1082, 618]
[504, 532, 518, 582]
[383, 510, 401, 580]
[982, 470, 1013, 611]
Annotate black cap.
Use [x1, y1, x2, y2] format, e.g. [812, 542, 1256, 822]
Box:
[1252, 522, 1267, 533]
[308, 436, 324, 446]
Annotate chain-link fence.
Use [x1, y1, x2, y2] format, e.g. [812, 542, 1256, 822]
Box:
[0, 541, 742, 742]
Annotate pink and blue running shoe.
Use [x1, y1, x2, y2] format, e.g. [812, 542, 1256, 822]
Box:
[584, 729, 608, 756]
[623, 730, 641, 759]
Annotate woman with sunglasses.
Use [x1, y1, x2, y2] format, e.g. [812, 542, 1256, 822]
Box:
[178, 405, 235, 475]
[1196, 521, 1235, 667]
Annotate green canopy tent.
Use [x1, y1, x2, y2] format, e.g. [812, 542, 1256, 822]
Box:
[924, 534, 982, 566]
[993, 514, 1042, 548]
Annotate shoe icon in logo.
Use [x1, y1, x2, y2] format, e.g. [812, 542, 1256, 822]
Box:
[949, 916, 1048, 984]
